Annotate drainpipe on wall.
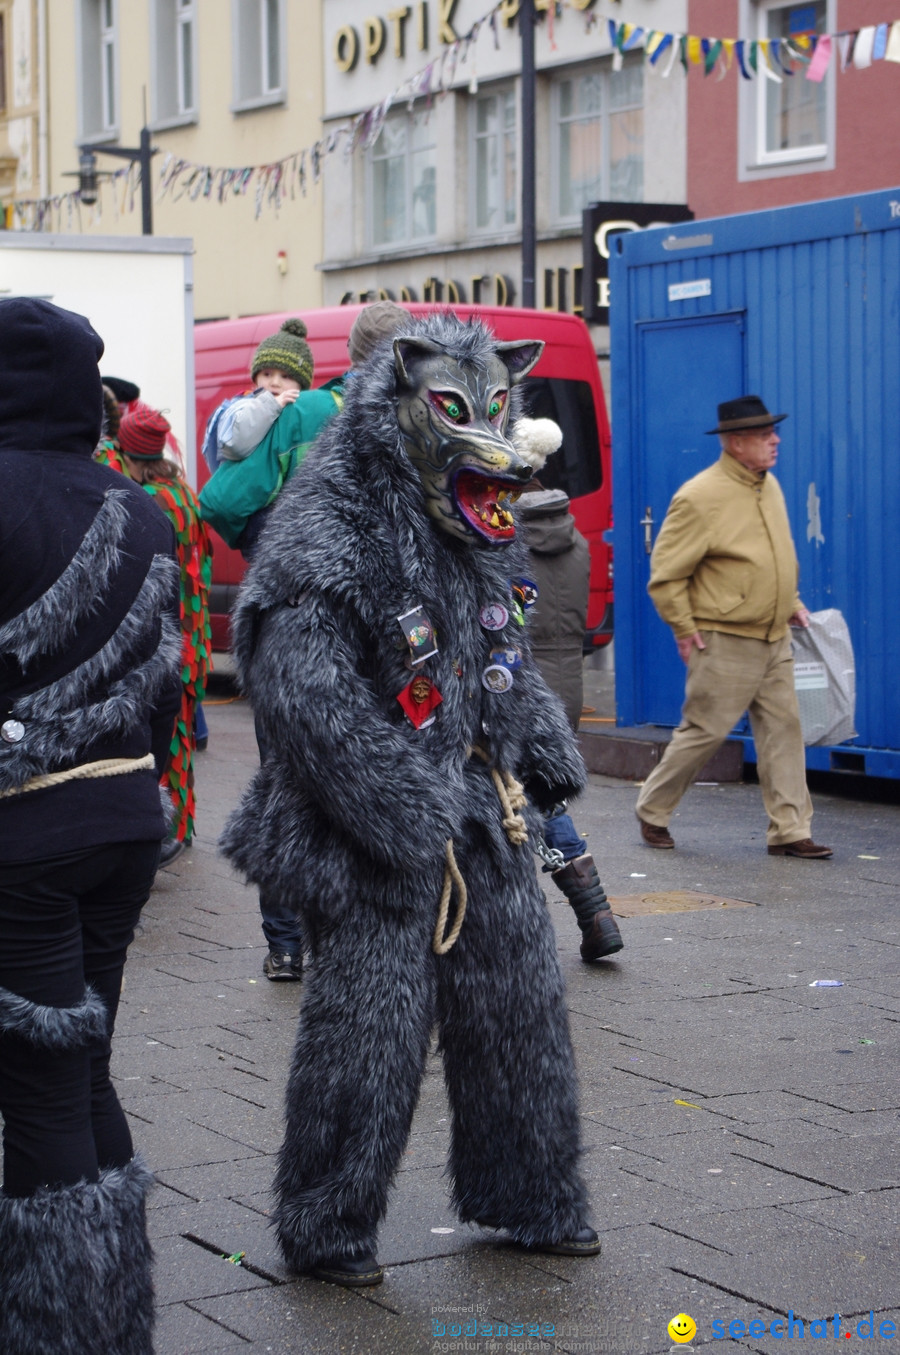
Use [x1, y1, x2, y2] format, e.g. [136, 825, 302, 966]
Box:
[37, 0, 48, 197]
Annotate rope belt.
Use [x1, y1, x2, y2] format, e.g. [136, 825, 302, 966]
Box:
[432, 747, 529, 955]
[0, 753, 156, 800]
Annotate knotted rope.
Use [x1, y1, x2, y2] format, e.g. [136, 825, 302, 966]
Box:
[0, 753, 156, 800]
[432, 840, 468, 955]
[432, 747, 530, 954]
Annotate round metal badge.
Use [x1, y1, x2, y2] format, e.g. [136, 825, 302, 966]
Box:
[1, 719, 25, 743]
[490, 646, 522, 671]
[478, 603, 509, 632]
[481, 664, 514, 693]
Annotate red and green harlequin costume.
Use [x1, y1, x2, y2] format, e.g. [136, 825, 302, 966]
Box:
[93, 440, 132, 477]
[141, 479, 212, 844]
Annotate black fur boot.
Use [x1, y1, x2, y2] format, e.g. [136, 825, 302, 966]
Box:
[552, 853, 623, 961]
[0, 1156, 155, 1355]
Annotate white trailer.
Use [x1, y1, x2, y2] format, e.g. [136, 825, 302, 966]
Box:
[0, 233, 196, 481]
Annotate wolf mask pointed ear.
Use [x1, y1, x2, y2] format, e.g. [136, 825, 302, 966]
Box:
[393, 336, 443, 387]
[493, 340, 544, 385]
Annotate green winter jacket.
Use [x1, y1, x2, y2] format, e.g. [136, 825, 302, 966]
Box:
[200, 380, 343, 548]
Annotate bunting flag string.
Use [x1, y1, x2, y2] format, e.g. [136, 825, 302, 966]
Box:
[6, 2, 900, 231]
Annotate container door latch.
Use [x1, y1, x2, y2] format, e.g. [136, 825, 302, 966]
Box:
[640, 505, 654, 555]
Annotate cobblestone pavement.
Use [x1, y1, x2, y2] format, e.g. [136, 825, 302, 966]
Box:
[122, 679, 900, 1354]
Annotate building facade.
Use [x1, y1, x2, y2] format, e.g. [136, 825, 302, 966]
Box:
[0, 0, 44, 206]
[688, 0, 900, 217]
[1, 0, 325, 320]
[319, 0, 689, 353]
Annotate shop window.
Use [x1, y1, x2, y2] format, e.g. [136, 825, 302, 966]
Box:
[232, 0, 284, 111]
[79, 0, 118, 139]
[369, 106, 436, 249]
[471, 86, 517, 235]
[739, 0, 835, 178]
[152, 0, 197, 126]
[552, 61, 643, 224]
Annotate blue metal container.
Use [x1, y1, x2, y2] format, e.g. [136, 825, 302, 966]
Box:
[609, 187, 900, 778]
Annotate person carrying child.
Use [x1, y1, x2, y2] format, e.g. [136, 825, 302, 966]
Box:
[200, 317, 339, 558]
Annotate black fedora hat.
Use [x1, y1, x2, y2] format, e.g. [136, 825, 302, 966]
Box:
[706, 395, 787, 435]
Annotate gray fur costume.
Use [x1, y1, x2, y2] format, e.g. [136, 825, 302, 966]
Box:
[221, 312, 593, 1270]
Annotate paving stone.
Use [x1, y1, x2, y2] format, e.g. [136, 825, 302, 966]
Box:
[89, 692, 900, 1352]
[727, 1131, 900, 1193]
[154, 1301, 252, 1351]
[781, 1189, 900, 1245]
[154, 1232, 272, 1304]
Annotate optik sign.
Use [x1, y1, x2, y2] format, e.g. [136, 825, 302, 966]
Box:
[581, 202, 694, 324]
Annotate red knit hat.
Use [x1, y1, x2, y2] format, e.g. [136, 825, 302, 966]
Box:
[118, 404, 171, 459]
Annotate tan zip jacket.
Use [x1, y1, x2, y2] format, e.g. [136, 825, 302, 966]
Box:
[648, 452, 803, 642]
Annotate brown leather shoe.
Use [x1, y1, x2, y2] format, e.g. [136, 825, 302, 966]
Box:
[768, 838, 833, 859]
[638, 818, 675, 849]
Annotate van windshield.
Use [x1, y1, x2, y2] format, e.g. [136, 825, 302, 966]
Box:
[520, 377, 602, 500]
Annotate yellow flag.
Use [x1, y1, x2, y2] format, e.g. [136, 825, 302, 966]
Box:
[687, 34, 702, 64]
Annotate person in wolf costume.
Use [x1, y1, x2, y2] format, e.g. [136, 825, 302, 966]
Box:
[221, 311, 601, 1286]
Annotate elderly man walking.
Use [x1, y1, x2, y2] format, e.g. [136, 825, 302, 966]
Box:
[635, 395, 832, 859]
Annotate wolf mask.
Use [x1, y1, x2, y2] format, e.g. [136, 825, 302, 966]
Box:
[393, 333, 543, 545]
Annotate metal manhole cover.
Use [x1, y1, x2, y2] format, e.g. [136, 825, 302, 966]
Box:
[607, 890, 756, 917]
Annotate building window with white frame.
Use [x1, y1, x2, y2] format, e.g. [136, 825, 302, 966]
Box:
[552, 61, 643, 223]
[369, 107, 437, 249]
[232, 0, 284, 111]
[152, 0, 197, 126]
[739, 0, 834, 178]
[757, 0, 828, 162]
[79, 0, 118, 140]
[471, 86, 517, 235]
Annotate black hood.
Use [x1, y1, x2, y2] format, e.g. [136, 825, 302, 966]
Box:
[0, 297, 105, 457]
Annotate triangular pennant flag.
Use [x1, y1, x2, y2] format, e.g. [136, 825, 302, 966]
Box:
[661, 35, 681, 78]
[770, 38, 793, 74]
[873, 23, 888, 59]
[759, 39, 782, 81]
[704, 38, 722, 75]
[836, 32, 854, 70]
[687, 34, 702, 65]
[806, 34, 831, 81]
[853, 26, 875, 68]
[735, 39, 752, 79]
[886, 21, 900, 62]
[648, 32, 673, 64]
[749, 41, 758, 73]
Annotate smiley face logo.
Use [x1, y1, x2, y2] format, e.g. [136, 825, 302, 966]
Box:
[667, 1312, 697, 1344]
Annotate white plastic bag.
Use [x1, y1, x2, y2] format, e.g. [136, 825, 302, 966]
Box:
[791, 609, 857, 747]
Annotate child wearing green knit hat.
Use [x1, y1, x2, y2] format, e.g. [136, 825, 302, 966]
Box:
[202, 317, 314, 473]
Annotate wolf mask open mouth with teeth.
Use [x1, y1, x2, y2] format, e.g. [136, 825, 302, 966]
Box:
[394, 332, 543, 543]
[220, 310, 594, 1282]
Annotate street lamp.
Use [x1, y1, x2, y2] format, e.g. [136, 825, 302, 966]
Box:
[73, 127, 158, 234]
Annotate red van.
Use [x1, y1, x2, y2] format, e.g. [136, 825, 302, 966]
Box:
[195, 304, 612, 653]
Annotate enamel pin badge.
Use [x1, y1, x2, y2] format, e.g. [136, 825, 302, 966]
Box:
[397, 605, 438, 665]
[397, 674, 443, 728]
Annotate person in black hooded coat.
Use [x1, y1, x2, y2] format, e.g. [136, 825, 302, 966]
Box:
[0, 298, 182, 1355]
[221, 311, 602, 1287]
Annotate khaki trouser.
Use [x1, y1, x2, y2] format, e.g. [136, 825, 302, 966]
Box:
[635, 630, 813, 847]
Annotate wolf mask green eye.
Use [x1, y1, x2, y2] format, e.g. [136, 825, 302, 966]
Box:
[393, 334, 543, 545]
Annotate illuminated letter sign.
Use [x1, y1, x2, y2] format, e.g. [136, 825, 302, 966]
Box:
[581, 201, 694, 324]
